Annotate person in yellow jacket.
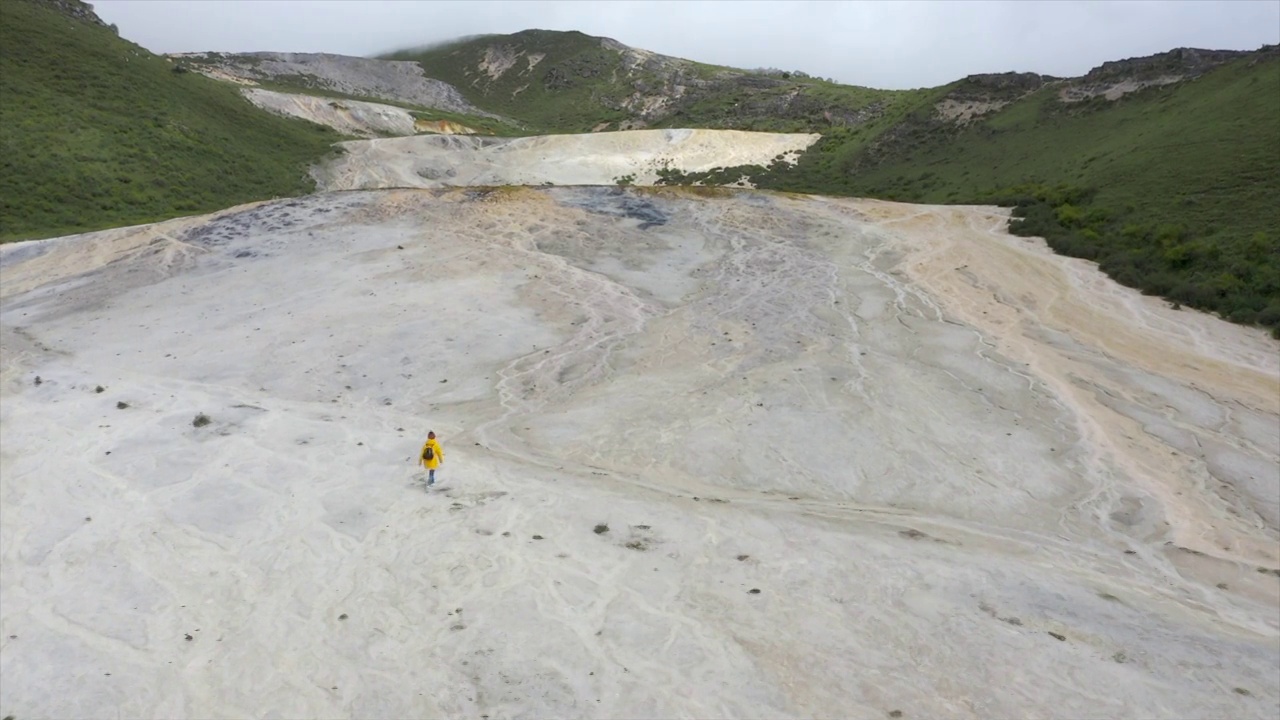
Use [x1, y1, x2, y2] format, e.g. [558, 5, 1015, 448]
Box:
[419, 431, 444, 487]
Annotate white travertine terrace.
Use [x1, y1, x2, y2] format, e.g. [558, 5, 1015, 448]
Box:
[1, 182, 1276, 718]
[312, 128, 821, 191]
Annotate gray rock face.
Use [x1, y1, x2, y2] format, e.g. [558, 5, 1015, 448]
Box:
[43, 0, 110, 27]
[183, 51, 507, 120]
[1083, 47, 1253, 82]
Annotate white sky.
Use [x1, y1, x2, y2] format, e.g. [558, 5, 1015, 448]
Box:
[90, 0, 1280, 89]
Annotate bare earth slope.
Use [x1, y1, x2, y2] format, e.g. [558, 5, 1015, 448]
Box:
[173, 51, 505, 120]
[313, 128, 821, 190]
[1, 186, 1276, 719]
[243, 88, 419, 138]
[241, 88, 481, 138]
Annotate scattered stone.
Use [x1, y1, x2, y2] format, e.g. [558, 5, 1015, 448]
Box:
[593, 524, 609, 535]
[502, 531, 511, 537]
[450, 624, 465, 631]
[899, 529, 927, 540]
[1217, 582, 1229, 590]
[1097, 592, 1121, 602]
[532, 535, 544, 540]
[116, 401, 129, 409]
[192, 413, 211, 428]
[748, 588, 761, 594]
[889, 712, 903, 719]
[1048, 632, 1066, 641]
[339, 614, 348, 620]
[95, 385, 105, 393]
[1234, 687, 1251, 696]
[33, 376, 42, 386]
[737, 554, 749, 561]
[633, 525, 650, 530]
[1112, 651, 1127, 663]
[625, 540, 647, 551]
[1123, 550, 1137, 555]
[84, 517, 91, 522]
[184, 634, 193, 641]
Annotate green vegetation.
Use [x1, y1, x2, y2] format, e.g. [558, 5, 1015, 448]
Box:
[657, 56, 1280, 335]
[385, 30, 913, 136]
[654, 77, 923, 134]
[384, 30, 636, 133]
[0, 0, 344, 241]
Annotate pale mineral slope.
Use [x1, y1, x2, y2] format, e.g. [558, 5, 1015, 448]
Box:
[312, 129, 821, 190]
[242, 89, 484, 139]
[243, 89, 419, 138]
[0, 187, 1276, 720]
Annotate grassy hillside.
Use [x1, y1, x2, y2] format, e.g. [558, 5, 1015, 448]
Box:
[0, 0, 344, 242]
[385, 31, 639, 132]
[660, 54, 1280, 335]
[396, 30, 1276, 334]
[384, 30, 913, 135]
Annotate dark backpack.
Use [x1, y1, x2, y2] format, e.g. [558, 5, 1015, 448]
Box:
[423, 445, 434, 461]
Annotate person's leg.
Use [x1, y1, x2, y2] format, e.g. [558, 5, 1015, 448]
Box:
[428, 468, 435, 485]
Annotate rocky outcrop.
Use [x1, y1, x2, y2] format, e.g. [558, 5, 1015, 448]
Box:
[922, 73, 1046, 125]
[954, 72, 1050, 99]
[1083, 47, 1251, 82]
[174, 51, 508, 121]
[1060, 47, 1253, 102]
[38, 0, 111, 27]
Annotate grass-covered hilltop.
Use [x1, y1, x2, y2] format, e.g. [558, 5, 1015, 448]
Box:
[0, 0, 344, 241]
[4, 1, 1278, 335]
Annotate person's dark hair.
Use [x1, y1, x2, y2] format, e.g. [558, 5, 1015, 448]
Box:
[428, 431, 436, 439]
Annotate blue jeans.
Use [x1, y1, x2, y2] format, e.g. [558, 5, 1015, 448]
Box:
[427, 469, 436, 484]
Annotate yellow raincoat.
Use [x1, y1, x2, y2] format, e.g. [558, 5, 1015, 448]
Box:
[419, 438, 444, 470]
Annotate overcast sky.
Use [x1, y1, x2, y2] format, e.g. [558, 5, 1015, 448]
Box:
[91, 0, 1280, 89]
